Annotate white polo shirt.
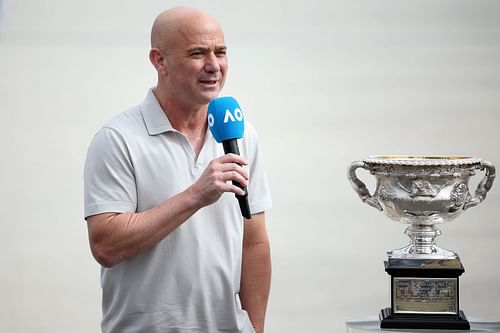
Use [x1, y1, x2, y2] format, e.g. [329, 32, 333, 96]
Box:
[84, 89, 272, 333]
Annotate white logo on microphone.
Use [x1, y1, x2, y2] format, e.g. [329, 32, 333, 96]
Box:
[208, 113, 214, 127]
[223, 108, 243, 123]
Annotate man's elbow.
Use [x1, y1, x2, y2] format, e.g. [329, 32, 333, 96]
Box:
[86, 213, 123, 268]
[89, 240, 121, 268]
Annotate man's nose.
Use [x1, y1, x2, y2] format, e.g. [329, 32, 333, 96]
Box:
[204, 52, 220, 73]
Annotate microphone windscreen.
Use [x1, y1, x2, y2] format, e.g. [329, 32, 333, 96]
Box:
[208, 96, 245, 143]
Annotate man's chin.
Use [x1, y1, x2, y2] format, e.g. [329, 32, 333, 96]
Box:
[198, 91, 221, 104]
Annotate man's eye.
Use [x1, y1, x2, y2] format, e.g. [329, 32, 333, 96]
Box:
[190, 51, 204, 57]
[216, 50, 227, 57]
[188, 49, 206, 58]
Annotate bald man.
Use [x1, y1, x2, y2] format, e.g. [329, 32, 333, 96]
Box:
[84, 7, 272, 333]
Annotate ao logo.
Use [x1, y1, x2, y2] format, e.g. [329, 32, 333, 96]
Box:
[208, 108, 243, 127]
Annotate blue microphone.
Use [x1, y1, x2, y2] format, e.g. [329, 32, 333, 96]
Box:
[208, 96, 251, 219]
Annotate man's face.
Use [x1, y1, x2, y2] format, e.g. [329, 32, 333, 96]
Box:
[163, 20, 227, 106]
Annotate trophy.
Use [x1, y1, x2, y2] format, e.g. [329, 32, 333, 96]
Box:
[348, 156, 495, 330]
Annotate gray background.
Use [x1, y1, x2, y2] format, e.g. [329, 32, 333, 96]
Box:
[1, 0, 499, 332]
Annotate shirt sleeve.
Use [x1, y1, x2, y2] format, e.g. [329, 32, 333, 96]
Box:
[242, 123, 272, 215]
[83, 127, 138, 219]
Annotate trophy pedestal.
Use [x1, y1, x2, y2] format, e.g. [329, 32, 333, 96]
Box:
[347, 316, 500, 333]
[380, 258, 470, 330]
[380, 308, 470, 330]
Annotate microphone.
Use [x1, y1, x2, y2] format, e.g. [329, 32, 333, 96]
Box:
[208, 96, 251, 219]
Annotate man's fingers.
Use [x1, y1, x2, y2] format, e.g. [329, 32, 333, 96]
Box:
[223, 182, 246, 196]
[219, 163, 249, 181]
[217, 153, 248, 166]
[221, 170, 249, 188]
[231, 184, 247, 196]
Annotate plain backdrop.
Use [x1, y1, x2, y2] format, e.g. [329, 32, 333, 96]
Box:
[0, 0, 499, 332]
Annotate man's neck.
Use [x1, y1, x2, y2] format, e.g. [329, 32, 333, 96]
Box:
[153, 87, 208, 156]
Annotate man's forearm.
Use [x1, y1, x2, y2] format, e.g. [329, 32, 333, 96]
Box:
[86, 188, 200, 268]
[240, 222, 271, 333]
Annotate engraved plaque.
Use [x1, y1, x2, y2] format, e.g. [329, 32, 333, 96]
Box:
[393, 277, 457, 314]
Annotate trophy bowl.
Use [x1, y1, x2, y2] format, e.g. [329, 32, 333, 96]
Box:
[348, 156, 495, 260]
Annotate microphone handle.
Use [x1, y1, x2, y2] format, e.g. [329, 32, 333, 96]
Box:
[222, 139, 252, 219]
[222, 139, 241, 155]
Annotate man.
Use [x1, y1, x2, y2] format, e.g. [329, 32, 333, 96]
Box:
[84, 6, 272, 333]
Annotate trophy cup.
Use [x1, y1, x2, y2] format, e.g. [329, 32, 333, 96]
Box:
[348, 156, 495, 330]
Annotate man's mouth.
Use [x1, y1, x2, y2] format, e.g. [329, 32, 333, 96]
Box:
[199, 79, 218, 86]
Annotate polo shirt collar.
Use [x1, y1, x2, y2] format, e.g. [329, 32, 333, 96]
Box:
[140, 88, 175, 135]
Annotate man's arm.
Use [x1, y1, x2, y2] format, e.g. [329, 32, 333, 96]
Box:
[87, 189, 199, 268]
[239, 212, 271, 333]
[86, 154, 249, 268]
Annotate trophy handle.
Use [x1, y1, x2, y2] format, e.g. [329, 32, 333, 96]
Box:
[463, 160, 496, 210]
[348, 161, 383, 211]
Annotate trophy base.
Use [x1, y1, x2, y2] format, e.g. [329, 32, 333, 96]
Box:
[380, 307, 470, 330]
[381, 258, 470, 330]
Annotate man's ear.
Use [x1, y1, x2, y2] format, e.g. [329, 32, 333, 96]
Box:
[149, 48, 167, 76]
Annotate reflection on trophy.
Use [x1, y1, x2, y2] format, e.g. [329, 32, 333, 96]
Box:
[348, 156, 495, 329]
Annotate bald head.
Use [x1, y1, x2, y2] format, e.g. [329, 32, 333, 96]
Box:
[151, 6, 223, 51]
[148, 6, 228, 109]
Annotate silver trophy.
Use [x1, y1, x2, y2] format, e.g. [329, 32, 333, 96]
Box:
[348, 156, 495, 329]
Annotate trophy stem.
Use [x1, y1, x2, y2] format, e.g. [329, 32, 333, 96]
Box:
[406, 224, 440, 255]
[387, 225, 458, 259]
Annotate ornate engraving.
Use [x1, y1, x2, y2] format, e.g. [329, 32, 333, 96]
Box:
[396, 179, 445, 198]
[450, 183, 469, 211]
[378, 185, 396, 202]
[408, 180, 443, 198]
[365, 157, 480, 177]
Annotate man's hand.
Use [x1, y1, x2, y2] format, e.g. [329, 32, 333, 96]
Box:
[188, 153, 249, 207]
